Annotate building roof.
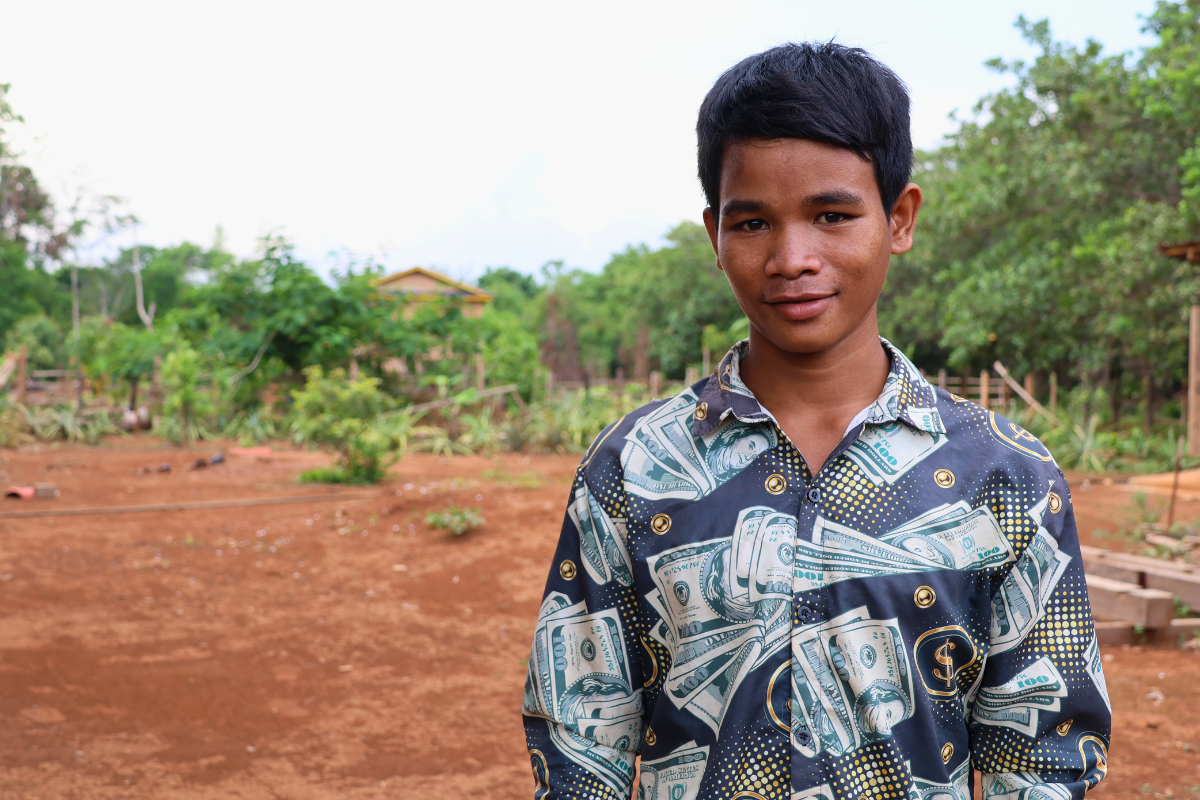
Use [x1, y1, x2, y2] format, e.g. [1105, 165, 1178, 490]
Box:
[1159, 241, 1200, 263]
[372, 266, 492, 304]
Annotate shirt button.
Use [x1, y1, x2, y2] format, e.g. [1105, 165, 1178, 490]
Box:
[797, 605, 814, 624]
[806, 487, 822, 504]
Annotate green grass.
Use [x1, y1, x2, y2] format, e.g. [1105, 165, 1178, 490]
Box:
[425, 506, 485, 536]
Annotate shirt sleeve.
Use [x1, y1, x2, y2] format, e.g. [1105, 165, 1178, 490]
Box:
[969, 472, 1112, 798]
[522, 427, 646, 800]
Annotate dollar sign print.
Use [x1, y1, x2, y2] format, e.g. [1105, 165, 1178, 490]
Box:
[932, 641, 956, 689]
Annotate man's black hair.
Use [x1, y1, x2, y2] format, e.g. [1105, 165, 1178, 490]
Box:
[697, 41, 912, 216]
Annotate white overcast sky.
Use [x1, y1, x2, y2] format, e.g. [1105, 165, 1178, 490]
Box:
[2, 0, 1157, 281]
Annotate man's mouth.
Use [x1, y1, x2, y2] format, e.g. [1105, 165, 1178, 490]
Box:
[764, 291, 836, 321]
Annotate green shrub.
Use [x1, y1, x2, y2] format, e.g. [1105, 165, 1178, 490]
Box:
[425, 506, 485, 536]
[158, 346, 214, 444]
[298, 465, 356, 484]
[290, 366, 394, 483]
[25, 405, 86, 442]
[222, 409, 280, 445]
[5, 314, 65, 370]
[0, 399, 29, 447]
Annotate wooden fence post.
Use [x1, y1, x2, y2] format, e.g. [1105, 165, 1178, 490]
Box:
[684, 367, 698, 386]
[15, 345, 27, 405]
[702, 349, 711, 377]
[979, 370, 990, 410]
[1050, 372, 1058, 415]
[1190, 305, 1200, 456]
[475, 353, 485, 391]
[649, 371, 660, 398]
[615, 367, 625, 398]
[937, 369, 946, 391]
[1024, 373, 1035, 406]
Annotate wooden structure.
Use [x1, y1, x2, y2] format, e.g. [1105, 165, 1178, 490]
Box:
[372, 266, 492, 318]
[1160, 240, 1200, 264]
[1161, 242, 1200, 454]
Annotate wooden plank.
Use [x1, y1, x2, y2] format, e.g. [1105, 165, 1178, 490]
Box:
[1094, 550, 1196, 574]
[1148, 618, 1200, 646]
[1084, 557, 1144, 585]
[1093, 620, 1136, 646]
[1142, 566, 1200, 609]
[1191, 305, 1200, 456]
[1086, 574, 1175, 628]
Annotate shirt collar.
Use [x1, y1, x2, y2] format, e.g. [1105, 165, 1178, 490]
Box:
[690, 337, 945, 437]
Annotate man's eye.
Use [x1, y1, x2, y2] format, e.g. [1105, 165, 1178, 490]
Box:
[743, 219, 767, 231]
[819, 212, 847, 224]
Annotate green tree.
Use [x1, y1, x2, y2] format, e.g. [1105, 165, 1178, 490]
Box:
[880, 5, 1200, 424]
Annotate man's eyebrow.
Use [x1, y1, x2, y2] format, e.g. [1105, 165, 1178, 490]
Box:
[720, 199, 764, 217]
[804, 189, 865, 206]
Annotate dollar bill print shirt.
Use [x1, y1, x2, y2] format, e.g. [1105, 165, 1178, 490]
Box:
[523, 338, 1111, 800]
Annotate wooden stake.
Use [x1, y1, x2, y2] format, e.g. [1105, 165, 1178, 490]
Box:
[937, 369, 946, 391]
[1190, 306, 1200, 456]
[1050, 372, 1058, 415]
[1168, 436, 1186, 531]
[650, 371, 660, 398]
[979, 370, 989, 410]
[15, 344, 27, 405]
[1024, 373, 1035, 406]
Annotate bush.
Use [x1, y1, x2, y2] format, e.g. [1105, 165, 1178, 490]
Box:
[425, 506, 485, 536]
[5, 314, 65, 370]
[290, 366, 394, 483]
[0, 399, 29, 447]
[222, 409, 280, 445]
[158, 346, 215, 444]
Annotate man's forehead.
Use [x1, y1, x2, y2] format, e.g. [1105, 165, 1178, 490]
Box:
[719, 140, 879, 205]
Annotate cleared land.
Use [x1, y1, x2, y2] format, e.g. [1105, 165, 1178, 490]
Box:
[0, 442, 1196, 798]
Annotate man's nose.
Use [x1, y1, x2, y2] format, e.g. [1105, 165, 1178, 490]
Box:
[766, 222, 822, 278]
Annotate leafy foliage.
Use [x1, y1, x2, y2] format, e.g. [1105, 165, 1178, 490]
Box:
[425, 506, 485, 536]
[157, 346, 214, 444]
[291, 366, 394, 483]
[882, 5, 1200, 407]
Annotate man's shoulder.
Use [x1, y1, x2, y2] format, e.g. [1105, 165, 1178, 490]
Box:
[577, 382, 707, 479]
[933, 387, 1062, 480]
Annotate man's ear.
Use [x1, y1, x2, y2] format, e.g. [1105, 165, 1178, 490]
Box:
[889, 183, 923, 255]
[702, 208, 723, 271]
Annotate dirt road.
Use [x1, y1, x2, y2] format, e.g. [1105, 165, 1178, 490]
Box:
[0, 441, 1195, 798]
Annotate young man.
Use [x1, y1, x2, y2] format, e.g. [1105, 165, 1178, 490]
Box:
[523, 42, 1110, 800]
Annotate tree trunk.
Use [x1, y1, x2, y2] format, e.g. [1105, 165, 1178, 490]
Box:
[1108, 358, 1122, 428]
[1145, 372, 1154, 432]
[633, 321, 650, 381]
[129, 376, 139, 411]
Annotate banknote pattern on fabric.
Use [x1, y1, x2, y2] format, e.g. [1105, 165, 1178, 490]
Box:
[523, 338, 1111, 800]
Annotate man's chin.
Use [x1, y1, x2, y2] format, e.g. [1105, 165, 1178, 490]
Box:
[755, 328, 844, 356]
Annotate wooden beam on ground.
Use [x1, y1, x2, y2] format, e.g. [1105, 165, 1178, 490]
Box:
[1085, 574, 1176, 629]
[0, 492, 378, 520]
[1142, 566, 1200, 610]
[1093, 620, 1137, 646]
[1081, 545, 1200, 609]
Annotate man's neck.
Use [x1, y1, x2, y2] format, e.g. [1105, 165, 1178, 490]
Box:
[737, 315, 890, 471]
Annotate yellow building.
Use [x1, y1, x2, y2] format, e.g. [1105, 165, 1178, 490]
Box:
[373, 266, 492, 318]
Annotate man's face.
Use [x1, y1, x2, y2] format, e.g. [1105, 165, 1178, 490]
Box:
[703, 138, 920, 355]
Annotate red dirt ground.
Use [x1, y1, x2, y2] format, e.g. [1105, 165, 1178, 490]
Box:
[0, 441, 1195, 799]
